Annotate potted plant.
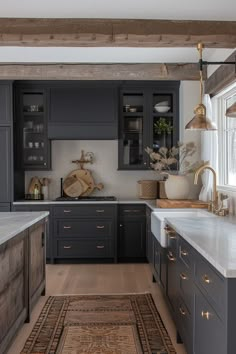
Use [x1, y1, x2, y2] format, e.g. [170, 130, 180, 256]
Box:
[154, 117, 173, 135]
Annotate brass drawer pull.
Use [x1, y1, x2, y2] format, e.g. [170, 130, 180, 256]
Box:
[167, 253, 176, 262]
[63, 246, 72, 249]
[96, 245, 105, 249]
[63, 226, 71, 229]
[63, 209, 72, 213]
[201, 311, 211, 320]
[202, 274, 211, 284]
[124, 209, 140, 213]
[179, 307, 186, 316]
[181, 250, 188, 256]
[96, 225, 105, 229]
[180, 272, 188, 280]
[96, 209, 105, 213]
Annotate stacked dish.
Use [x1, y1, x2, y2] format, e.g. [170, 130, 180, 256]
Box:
[154, 101, 170, 113]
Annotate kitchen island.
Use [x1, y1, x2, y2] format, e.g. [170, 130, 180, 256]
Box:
[163, 216, 236, 354]
[0, 212, 49, 354]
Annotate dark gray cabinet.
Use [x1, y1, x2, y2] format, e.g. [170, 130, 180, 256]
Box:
[163, 223, 236, 354]
[48, 83, 118, 139]
[146, 207, 153, 264]
[0, 83, 12, 125]
[0, 82, 13, 210]
[118, 204, 146, 259]
[52, 204, 117, 262]
[14, 84, 51, 170]
[0, 127, 12, 206]
[118, 81, 180, 170]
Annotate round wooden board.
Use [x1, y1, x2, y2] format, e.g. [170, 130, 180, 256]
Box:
[67, 169, 95, 196]
[63, 175, 83, 197]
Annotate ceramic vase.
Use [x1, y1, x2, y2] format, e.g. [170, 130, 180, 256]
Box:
[164, 173, 190, 199]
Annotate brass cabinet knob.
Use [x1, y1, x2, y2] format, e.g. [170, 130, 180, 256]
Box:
[179, 307, 186, 316]
[167, 252, 176, 262]
[202, 274, 211, 284]
[181, 250, 188, 256]
[63, 246, 72, 249]
[201, 311, 211, 320]
[96, 209, 105, 213]
[63, 209, 72, 213]
[63, 226, 72, 229]
[180, 272, 188, 280]
[96, 245, 105, 249]
[96, 225, 105, 229]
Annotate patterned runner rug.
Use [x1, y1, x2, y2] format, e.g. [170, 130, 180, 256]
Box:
[21, 293, 176, 354]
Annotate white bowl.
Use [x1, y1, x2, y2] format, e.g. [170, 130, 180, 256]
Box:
[154, 106, 170, 113]
[155, 101, 168, 106]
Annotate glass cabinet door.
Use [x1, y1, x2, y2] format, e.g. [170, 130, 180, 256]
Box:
[152, 92, 174, 151]
[119, 90, 148, 169]
[21, 90, 50, 170]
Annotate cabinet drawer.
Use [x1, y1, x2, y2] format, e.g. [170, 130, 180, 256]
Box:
[195, 255, 225, 317]
[57, 239, 114, 258]
[119, 204, 146, 216]
[178, 237, 194, 270]
[55, 219, 113, 238]
[194, 287, 225, 354]
[178, 261, 193, 314]
[176, 296, 193, 354]
[53, 205, 115, 218]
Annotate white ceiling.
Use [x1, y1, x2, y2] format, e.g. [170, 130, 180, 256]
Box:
[0, 0, 235, 68]
[1, 0, 236, 20]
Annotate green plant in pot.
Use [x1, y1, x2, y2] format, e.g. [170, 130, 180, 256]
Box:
[154, 117, 173, 135]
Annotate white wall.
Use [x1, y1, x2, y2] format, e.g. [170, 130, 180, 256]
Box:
[25, 81, 202, 199]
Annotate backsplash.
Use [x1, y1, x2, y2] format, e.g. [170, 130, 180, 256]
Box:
[25, 140, 201, 200]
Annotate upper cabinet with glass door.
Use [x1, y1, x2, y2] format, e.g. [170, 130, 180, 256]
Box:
[118, 82, 180, 170]
[118, 89, 149, 170]
[151, 85, 179, 152]
[15, 87, 51, 170]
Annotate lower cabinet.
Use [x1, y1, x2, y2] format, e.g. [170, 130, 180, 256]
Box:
[118, 204, 146, 260]
[52, 204, 117, 262]
[0, 218, 47, 354]
[158, 223, 236, 354]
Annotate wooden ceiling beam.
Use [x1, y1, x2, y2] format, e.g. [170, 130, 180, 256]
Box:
[0, 18, 235, 48]
[205, 50, 236, 95]
[0, 63, 205, 80]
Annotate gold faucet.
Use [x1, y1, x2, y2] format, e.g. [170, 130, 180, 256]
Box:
[194, 164, 218, 213]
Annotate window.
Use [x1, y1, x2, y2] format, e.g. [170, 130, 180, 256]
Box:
[214, 83, 236, 189]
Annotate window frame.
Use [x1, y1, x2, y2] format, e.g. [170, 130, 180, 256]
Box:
[214, 83, 236, 191]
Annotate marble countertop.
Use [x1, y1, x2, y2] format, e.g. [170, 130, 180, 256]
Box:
[166, 216, 236, 278]
[0, 212, 49, 246]
[13, 199, 158, 210]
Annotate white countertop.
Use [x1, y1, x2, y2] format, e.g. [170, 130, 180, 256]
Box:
[0, 211, 49, 246]
[13, 199, 158, 210]
[166, 216, 236, 278]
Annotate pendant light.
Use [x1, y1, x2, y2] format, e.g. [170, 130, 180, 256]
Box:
[185, 43, 217, 130]
[226, 102, 236, 118]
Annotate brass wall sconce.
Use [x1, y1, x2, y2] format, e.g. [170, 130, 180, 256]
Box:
[185, 43, 236, 130]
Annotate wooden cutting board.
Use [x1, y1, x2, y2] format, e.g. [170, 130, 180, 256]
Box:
[63, 175, 84, 197]
[66, 169, 104, 196]
[156, 199, 209, 209]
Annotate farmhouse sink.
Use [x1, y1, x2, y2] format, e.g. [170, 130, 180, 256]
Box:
[151, 208, 216, 248]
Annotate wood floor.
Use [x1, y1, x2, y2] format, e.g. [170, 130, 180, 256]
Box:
[7, 263, 186, 354]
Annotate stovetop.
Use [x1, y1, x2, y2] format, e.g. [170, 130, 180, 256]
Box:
[55, 196, 117, 201]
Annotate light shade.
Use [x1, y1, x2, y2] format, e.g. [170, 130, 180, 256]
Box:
[226, 102, 236, 117]
[185, 103, 217, 130]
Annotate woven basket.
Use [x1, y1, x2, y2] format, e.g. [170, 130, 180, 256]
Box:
[138, 180, 157, 199]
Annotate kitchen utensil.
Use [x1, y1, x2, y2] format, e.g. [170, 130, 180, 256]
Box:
[156, 199, 209, 208]
[155, 101, 168, 106]
[63, 175, 83, 197]
[66, 168, 104, 196]
[154, 105, 170, 113]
